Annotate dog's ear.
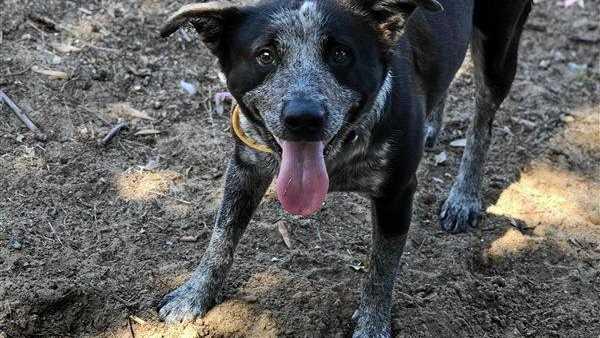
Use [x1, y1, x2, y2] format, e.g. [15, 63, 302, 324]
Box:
[362, 0, 444, 15]
[159, 2, 240, 56]
[359, 0, 444, 43]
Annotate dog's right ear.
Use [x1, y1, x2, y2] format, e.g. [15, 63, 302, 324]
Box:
[159, 2, 240, 56]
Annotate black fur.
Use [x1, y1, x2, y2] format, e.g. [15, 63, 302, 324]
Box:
[158, 0, 533, 335]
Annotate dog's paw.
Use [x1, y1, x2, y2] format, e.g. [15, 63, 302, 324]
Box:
[158, 282, 215, 324]
[351, 309, 391, 338]
[424, 123, 441, 149]
[439, 189, 482, 233]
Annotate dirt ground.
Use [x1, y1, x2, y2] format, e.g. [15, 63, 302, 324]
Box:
[1, 0, 599, 337]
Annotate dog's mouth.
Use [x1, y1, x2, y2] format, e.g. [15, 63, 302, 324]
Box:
[275, 140, 329, 216]
[272, 103, 363, 217]
[243, 100, 363, 217]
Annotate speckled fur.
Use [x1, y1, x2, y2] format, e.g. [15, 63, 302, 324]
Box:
[158, 0, 532, 335]
[242, 1, 360, 142]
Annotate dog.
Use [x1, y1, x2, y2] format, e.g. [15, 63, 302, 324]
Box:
[157, 0, 532, 336]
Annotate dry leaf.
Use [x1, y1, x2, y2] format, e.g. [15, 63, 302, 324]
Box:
[108, 102, 155, 120]
[50, 42, 81, 53]
[31, 66, 68, 80]
[349, 261, 366, 272]
[434, 151, 448, 165]
[276, 221, 293, 249]
[135, 129, 161, 136]
[450, 138, 467, 148]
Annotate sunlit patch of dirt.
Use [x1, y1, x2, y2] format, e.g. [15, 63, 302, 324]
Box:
[116, 170, 183, 201]
[487, 228, 535, 259]
[13, 146, 45, 172]
[201, 300, 279, 337]
[487, 162, 600, 244]
[109, 323, 200, 338]
[555, 105, 600, 154]
[110, 300, 279, 338]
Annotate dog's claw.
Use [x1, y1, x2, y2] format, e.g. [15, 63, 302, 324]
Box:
[158, 282, 214, 324]
[439, 190, 482, 233]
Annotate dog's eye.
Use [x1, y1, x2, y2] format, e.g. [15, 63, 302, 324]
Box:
[332, 46, 351, 65]
[256, 48, 276, 66]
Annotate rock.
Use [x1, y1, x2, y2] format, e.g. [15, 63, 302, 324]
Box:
[240, 294, 258, 303]
[180, 80, 198, 96]
[567, 62, 588, 75]
[450, 138, 467, 148]
[434, 151, 448, 165]
[560, 115, 575, 123]
[9, 238, 22, 250]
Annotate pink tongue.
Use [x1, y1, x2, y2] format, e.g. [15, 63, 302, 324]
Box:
[276, 141, 329, 216]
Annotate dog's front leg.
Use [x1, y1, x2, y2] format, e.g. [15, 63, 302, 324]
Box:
[159, 154, 274, 324]
[353, 178, 416, 338]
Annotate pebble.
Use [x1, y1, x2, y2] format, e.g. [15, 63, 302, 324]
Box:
[450, 138, 467, 148]
[180, 80, 197, 96]
[567, 62, 587, 75]
[560, 115, 575, 123]
[434, 151, 448, 165]
[240, 294, 258, 303]
[9, 238, 22, 250]
[552, 50, 565, 62]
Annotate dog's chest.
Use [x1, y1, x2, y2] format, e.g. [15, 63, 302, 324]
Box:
[328, 140, 391, 196]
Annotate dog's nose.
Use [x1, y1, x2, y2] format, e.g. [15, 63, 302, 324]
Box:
[282, 98, 326, 140]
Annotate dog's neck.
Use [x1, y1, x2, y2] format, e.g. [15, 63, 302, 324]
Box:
[357, 70, 393, 133]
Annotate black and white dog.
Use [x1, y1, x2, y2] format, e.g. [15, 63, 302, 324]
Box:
[158, 0, 532, 336]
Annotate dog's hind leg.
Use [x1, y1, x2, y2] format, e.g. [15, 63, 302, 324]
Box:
[158, 153, 273, 323]
[440, 0, 533, 233]
[424, 92, 448, 149]
[353, 177, 416, 337]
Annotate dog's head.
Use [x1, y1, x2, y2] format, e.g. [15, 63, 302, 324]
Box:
[161, 0, 442, 216]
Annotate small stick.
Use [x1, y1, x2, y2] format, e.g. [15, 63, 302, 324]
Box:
[129, 315, 147, 325]
[27, 13, 58, 31]
[3, 65, 31, 77]
[128, 316, 136, 338]
[0, 89, 47, 141]
[99, 122, 129, 146]
[149, 191, 192, 205]
[47, 221, 65, 247]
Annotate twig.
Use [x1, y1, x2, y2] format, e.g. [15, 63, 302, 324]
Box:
[128, 316, 136, 338]
[0, 89, 48, 141]
[129, 315, 147, 325]
[27, 13, 58, 32]
[47, 221, 65, 247]
[149, 191, 192, 205]
[3, 65, 31, 77]
[99, 122, 129, 146]
[27, 21, 49, 37]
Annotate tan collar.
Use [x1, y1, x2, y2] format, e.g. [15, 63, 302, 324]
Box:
[230, 105, 273, 154]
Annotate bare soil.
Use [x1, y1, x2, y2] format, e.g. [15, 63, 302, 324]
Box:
[1, 1, 599, 337]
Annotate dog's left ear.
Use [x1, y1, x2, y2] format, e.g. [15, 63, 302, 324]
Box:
[159, 2, 240, 57]
[360, 0, 444, 43]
